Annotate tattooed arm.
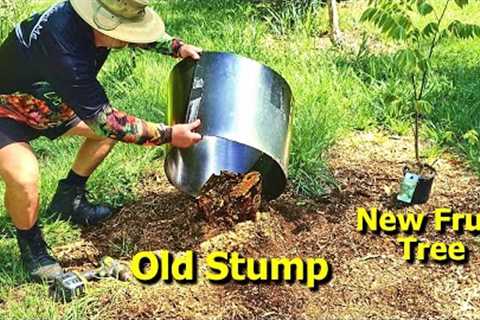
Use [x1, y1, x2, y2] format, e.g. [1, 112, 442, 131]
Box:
[85, 104, 172, 146]
[84, 104, 202, 148]
[144, 33, 185, 57]
[34, 77, 201, 148]
[137, 33, 201, 60]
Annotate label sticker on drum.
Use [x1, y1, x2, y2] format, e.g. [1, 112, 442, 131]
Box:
[186, 97, 201, 123]
[193, 78, 204, 90]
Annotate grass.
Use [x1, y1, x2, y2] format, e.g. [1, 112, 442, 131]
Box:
[0, 0, 479, 318]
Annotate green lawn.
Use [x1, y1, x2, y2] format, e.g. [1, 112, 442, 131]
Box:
[0, 0, 479, 318]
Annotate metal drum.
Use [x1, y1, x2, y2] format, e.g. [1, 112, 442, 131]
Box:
[164, 52, 293, 200]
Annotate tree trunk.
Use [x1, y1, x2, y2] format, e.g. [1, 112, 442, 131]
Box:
[327, 0, 344, 46]
[415, 105, 421, 165]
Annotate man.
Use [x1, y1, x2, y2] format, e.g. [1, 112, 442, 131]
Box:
[0, 0, 203, 283]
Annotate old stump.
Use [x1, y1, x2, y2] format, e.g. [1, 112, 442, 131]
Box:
[197, 171, 262, 230]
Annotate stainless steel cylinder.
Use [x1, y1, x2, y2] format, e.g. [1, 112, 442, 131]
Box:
[164, 52, 293, 199]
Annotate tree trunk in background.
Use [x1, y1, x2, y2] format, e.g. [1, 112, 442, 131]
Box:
[327, 0, 344, 46]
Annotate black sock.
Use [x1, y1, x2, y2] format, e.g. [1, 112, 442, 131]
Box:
[16, 222, 41, 241]
[64, 169, 89, 188]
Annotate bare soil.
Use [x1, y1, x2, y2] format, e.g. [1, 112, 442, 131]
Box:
[51, 130, 480, 320]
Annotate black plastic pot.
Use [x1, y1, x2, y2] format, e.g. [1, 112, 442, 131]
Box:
[402, 164, 436, 205]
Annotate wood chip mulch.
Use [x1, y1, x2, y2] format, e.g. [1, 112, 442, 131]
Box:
[51, 130, 480, 320]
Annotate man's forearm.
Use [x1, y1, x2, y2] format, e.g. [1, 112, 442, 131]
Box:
[85, 104, 172, 146]
[140, 33, 184, 57]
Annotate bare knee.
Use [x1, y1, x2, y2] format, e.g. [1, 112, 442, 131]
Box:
[6, 171, 39, 195]
[0, 143, 40, 228]
[4, 171, 40, 227]
[0, 143, 39, 189]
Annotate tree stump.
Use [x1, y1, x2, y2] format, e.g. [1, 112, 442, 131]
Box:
[197, 171, 262, 229]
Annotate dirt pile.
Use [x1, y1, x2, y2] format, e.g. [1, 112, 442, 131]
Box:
[52, 130, 480, 319]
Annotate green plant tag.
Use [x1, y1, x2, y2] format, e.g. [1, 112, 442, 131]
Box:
[397, 173, 419, 204]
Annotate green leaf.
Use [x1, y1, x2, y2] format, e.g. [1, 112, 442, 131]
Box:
[473, 25, 480, 37]
[448, 20, 480, 39]
[378, 11, 390, 29]
[437, 29, 450, 42]
[385, 14, 398, 29]
[397, 15, 413, 30]
[443, 131, 455, 143]
[395, 48, 417, 72]
[360, 8, 377, 22]
[384, 93, 399, 104]
[389, 25, 408, 40]
[463, 129, 479, 145]
[448, 20, 463, 37]
[416, 100, 433, 114]
[408, 28, 421, 41]
[416, 55, 431, 73]
[422, 22, 439, 37]
[454, 0, 469, 8]
[417, 1, 434, 15]
[370, 9, 385, 26]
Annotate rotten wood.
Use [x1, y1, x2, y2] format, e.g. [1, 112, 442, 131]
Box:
[197, 171, 262, 229]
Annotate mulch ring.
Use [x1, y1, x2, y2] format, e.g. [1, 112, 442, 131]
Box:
[52, 130, 480, 320]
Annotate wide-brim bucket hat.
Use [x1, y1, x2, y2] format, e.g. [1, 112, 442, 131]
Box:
[70, 0, 166, 44]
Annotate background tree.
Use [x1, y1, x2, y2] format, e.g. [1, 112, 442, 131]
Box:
[328, 0, 344, 46]
[251, 0, 345, 44]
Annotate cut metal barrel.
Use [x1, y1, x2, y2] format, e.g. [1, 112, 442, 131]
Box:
[165, 52, 293, 200]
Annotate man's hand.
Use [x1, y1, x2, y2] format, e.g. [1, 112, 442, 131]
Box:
[178, 44, 202, 60]
[171, 119, 202, 148]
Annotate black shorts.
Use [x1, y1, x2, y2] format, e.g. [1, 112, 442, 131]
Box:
[0, 116, 81, 150]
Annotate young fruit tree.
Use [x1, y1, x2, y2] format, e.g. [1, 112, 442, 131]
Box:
[361, 0, 480, 203]
[361, 0, 480, 168]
